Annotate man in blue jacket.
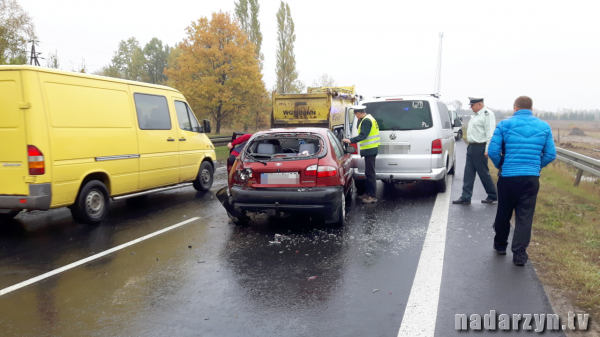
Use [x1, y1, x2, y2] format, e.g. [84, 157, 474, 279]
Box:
[488, 96, 556, 266]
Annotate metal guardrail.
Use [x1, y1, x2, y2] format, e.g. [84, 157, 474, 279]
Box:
[461, 124, 600, 186]
[555, 147, 600, 186]
[209, 136, 231, 147]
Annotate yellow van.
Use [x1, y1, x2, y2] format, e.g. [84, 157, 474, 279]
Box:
[0, 66, 216, 224]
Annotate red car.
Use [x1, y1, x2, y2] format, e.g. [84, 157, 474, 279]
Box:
[217, 128, 355, 225]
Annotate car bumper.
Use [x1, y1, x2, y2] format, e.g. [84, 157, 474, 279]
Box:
[352, 167, 446, 181]
[231, 185, 342, 216]
[0, 184, 52, 210]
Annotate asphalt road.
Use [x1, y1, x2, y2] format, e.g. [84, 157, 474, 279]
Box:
[0, 141, 564, 337]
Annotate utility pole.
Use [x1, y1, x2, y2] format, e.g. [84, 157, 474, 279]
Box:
[434, 32, 443, 97]
[29, 40, 41, 66]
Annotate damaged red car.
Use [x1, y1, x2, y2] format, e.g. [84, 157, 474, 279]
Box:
[217, 128, 355, 225]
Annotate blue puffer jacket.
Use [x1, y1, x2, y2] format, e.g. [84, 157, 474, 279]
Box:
[488, 109, 556, 177]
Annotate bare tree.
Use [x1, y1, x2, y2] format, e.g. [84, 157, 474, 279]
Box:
[311, 73, 337, 87]
[45, 49, 59, 69]
[0, 0, 37, 64]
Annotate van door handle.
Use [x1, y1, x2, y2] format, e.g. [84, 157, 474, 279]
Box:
[167, 138, 175, 142]
[179, 138, 186, 141]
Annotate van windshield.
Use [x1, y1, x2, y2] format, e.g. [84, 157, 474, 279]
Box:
[364, 101, 433, 131]
[244, 134, 325, 161]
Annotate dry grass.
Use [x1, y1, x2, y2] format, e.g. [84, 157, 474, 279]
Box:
[488, 159, 600, 319]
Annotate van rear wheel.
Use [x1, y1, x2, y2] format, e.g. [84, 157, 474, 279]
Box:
[193, 162, 214, 191]
[434, 171, 448, 193]
[70, 180, 109, 224]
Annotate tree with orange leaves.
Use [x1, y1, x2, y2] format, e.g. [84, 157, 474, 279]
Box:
[165, 12, 266, 134]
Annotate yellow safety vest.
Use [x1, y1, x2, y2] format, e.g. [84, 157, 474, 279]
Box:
[358, 114, 380, 150]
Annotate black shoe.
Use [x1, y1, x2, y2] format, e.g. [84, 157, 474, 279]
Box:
[513, 261, 526, 266]
[495, 249, 506, 255]
[481, 198, 497, 204]
[452, 198, 471, 204]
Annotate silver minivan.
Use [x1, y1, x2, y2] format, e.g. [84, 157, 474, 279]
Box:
[345, 94, 457, 193]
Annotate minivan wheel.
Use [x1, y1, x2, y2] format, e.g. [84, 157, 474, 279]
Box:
[448, 158, 456, 175]
[193, 161, 214, 191]
[354, 179, 367, 196]
[70, 180, 109, 224]
[0, 210, 20, 221]
[434, 171, 448, 193]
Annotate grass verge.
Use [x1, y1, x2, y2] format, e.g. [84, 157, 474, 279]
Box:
[214, 146, 230, 162]
[488, 159, 600, 319]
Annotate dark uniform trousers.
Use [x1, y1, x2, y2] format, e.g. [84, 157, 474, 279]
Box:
[364, 155, 377, 197]
[493, 176, 540, 263]
[461, 144, 497, 200]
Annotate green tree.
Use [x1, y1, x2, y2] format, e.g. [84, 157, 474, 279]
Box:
[235, 0, 263, 70]
[144, 37, 170, 84]
[0, 0, 36, 65]
[165, 12, 266, 134]
[275, 1, 303, 93]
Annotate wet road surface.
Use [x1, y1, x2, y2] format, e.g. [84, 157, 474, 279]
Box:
[0, 143, 563, 336]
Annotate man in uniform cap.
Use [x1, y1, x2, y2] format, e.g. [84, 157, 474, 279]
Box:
[343, 105, 380, 204]
[453, 97, 498, 204]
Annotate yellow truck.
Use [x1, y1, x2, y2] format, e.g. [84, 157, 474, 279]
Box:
[0, 66, 216, 224]
[271, 86, 358, 139]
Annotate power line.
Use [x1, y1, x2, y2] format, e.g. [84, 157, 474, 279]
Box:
[38, 41, 112, 55]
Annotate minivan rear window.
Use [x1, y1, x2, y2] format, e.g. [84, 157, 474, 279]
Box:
[364, 101, 433, 131]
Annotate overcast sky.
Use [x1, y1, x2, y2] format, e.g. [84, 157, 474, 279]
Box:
[19, 0, 600, 111]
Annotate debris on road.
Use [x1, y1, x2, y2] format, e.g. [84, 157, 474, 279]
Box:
[188, 245, 192, 249]
[198, 260, 205, 263]
[308, 276, 317, 281]
[130, 252, 135, 255]
[372, 289, 379, 293]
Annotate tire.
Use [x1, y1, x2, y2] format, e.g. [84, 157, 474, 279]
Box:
[329, 191, 345, 226]
[193, 161, 214, 191]
[456, 130, 463, 140]
[448, 157, 456, 175]
[354, 179, 367, 196]
[227, 211, 249, 225]
[345, 179, 354, 202]
[434, 171, 448, 193]
[70, 180, 109, 224]
[0, 210, 20, 221]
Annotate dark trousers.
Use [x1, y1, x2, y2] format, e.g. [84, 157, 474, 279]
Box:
[228, 154, 237, 167]
[493, 176, 540, 263]
[364, 155, 377, 197]
[461, 144, 497, 200]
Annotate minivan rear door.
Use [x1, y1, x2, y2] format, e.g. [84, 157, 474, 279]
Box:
[364, 100, 433, 173]
[0, 70, 29, 195]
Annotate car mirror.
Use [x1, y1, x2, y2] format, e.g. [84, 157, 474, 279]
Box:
[203, 119, 211, 133]
[345, 146, 356, 154]
[453, 119, 462, 128]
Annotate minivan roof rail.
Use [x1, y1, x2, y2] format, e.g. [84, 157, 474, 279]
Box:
[373, 93, 440, 99]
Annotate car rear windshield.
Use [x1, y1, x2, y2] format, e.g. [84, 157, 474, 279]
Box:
[364, 100, 433, 131]
[244, 134, 325, 161]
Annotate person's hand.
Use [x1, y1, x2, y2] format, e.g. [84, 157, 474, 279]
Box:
[342, 139, 351, 144]
[227, 142, 233, 149]
[484, 151, 489, 159]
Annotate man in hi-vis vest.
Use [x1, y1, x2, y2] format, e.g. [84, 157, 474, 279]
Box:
[343, 105, 380, 204]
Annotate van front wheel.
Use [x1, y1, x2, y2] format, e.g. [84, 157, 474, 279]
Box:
[193, 161, 214, 191]
[70, 180, 109, 224]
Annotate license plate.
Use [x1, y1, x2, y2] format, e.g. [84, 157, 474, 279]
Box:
[261, 172, 299, 185]
[379, 144, 410, 154]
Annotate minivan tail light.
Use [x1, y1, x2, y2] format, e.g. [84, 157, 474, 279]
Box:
[350, 143, 358, 154]
[431, 139, 442, 154]
[28, 145, 45, 175]
[317, 166, 337, 178]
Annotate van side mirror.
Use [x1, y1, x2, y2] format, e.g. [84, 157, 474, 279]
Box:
[453, 118, 462, 128]
[345, 146, 356, 154]
[203, 119, 211, 133]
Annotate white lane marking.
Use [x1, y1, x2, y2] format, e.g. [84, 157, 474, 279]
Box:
[0, 217, 200, 297]
[397, 176, 453, 337]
